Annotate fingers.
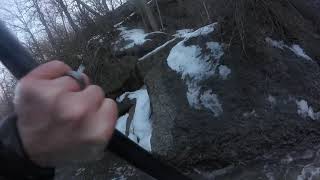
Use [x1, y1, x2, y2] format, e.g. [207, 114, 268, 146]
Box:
[27, 60, 71, 80]
[85, 99, 118, 143]
[56, 85, 105, 122]
[53, 73, 90, 92]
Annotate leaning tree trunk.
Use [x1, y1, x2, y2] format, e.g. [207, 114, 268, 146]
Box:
[56, 0, 79, 33]
[75, 0, 102, 17]
[133, 0, 159, 31]
[32, 0, 57, 49]
[102, 0, 110, 12]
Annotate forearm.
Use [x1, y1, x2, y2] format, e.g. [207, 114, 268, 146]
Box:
[0, 114, 55, 180]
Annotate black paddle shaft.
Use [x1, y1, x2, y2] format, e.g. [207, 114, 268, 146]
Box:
[0, 22, 191, 180]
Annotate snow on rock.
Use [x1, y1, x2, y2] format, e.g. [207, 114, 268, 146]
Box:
[167, 23, 225, 116]
[167, 42, 215, 80]
[290, 44, 312, 61]
[118, 27, 151, 50]
[200, 90, 223, 117]
[243, 110, 257, 118]
[267, 95, 277, 105]
[265, 37, 286, 49]
[179, 23, 217, 39]
[174, 29, 194, 38]
[296, 99, 320, 120]
[87, 35, 102, 45]
[116, 88, 152, 151]
[265, 37, 313, 61]
[116, 113, 129, 135]
[218, 65, 231, 80]
[297, 165, 320, 180]
[186, 81, 201, 109]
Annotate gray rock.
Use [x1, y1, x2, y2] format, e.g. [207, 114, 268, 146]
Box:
[55, 152, 154, 180]
[141, 31, 320, 173]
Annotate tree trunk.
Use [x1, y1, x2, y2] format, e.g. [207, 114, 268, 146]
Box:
[133, 0, 159, 31]
[155, 0, 164, 30]
[55, 0, 80, 32]
[32, 0, 57, 49]
[76, 1, 95, 25]
[27, 28, 46, 61]
[102, 0, 110, 12]
[75, 0, 102, 17]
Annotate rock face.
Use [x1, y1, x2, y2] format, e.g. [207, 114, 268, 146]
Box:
[56, 0, 320, 179]
[143, 28, 320, 172]
[55, 152, 154, 180]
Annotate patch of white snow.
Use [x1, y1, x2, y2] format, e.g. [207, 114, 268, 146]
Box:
[267, 95, 277, 105]
[167, 42, 215, 80]
[186, 81, 201, 109]
[297, 165, 320, 180]
[116, 113, 129, 135]
[265, 37, 286, 49]
[181, 23, 217, 39]
[218, 65, 231, 80]
[200, 90, 223, 117]
[117, 88, 152, 152]
[166, 23, 226, 115]
[174, 29, 194, 38]
[289, 44, 312, 61]
[118, 27, 150, 50]
[296, 99, 320, 120]
[265, 37, 313, 61]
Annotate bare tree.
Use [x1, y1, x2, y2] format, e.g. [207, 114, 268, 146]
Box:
[32, 0, 57, 49]
[155, 0, 164, 30]
[0, 67, 17, 118]
[74, 0, 102, 17]
[102, 0, 110, 12]
[55, 0, 80, 32]
[0, 0, 45, 61]
[132, 0, 159, 31]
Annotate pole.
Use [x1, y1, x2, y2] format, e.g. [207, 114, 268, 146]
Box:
[0, 22, 191, 180]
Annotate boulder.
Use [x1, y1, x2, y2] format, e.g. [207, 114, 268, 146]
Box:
[139, 28, 320, 173]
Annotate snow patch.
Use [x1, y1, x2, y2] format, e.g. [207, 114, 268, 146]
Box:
[167, 42, 215, 80]
[116, 113, 129, 135]
[267, 95, 277, 105]
[200, 90, 223, 117]
[117, 27, 150, 50]
[218, 65, 231, 80]
[265, 37, 312, 61]
[296, 99, 320, 120]
[290, 44, 312, 61]
[174, 29, 194, 38]
[243, 110, 257, 118]
[180, 23, 217, 39]
[186, 81, 201, 109]
[117, 88, 152, 151]
[297, 165, 320, 180]
[167, 23, 224, 116]
[265, 37, 286, 49]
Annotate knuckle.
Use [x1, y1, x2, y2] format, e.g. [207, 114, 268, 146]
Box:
[51, 60, 70, 71]
[17, 78, 34, 94]
[89, 85, 105, 99]
[59, 103, 87, 122]
[51, 60, 66, 67]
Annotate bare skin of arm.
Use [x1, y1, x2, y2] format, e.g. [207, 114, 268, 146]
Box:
[13, 60, 118, 167]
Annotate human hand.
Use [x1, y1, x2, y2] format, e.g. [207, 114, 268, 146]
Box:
[14, 60, 118, 167]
